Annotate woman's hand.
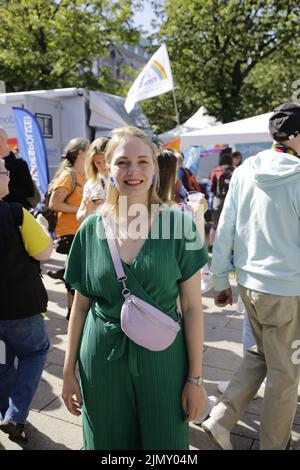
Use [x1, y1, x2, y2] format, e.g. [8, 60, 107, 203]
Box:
[198, 193, 208, 213]
[215, 288, 233, 307]
[62, 372, 83, 416]
[181, 382, 207, 422]
[36, 213, 49, 230]
[85, 196, 104, 211]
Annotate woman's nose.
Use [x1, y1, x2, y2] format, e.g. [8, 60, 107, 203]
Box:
[127, 163, 138, 174]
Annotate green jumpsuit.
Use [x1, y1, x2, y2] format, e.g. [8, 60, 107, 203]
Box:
[65, 208, 208, 450]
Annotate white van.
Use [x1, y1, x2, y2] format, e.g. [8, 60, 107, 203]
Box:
[0, 87, 152, 180]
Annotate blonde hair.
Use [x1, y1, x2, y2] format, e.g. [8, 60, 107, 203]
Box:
[102, 126, 162, 214]
[85, 137, 110, 182]
[175, 151, 184, 166]
[49, 137, 90, 190]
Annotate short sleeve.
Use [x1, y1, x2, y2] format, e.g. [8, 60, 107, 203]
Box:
[64, 218, 92, 297]
[174, 210, 209, 282]
[83, 179, 92, 199]
[52, 171, 73, 194]
[21, 209, 52, 257]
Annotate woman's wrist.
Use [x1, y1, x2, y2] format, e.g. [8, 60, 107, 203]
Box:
[186, 376, 203, 386]
[188, 368, 202, 377]
[63, 362, 76, 377]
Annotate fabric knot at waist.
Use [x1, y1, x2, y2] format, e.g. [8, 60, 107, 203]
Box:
[103, 321, 139, 377]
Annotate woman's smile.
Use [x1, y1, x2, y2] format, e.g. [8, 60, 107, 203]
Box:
[124, 178, 144, 186]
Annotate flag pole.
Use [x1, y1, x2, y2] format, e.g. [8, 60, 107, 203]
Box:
[172, 89, 180, 127]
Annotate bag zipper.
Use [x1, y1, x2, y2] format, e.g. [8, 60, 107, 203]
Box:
[128, 296, 179, 332]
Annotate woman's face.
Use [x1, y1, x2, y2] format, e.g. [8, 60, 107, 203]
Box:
[0, 160, 10, 198]
[93, 153, 107, 176]
[232, 155, 242, 167]
[77, 148, 88, 164]
[109, 136, 155, 202]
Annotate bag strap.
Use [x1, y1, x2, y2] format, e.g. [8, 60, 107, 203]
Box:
[9, 203, 26, 248]
[47, 168, 77, 201]
[70, 171, 77, 192]
[9, 202, 23, 228]
[102, 216, 127, 282]
[65, 170, 77, 202]
[103, 216, 180, 320]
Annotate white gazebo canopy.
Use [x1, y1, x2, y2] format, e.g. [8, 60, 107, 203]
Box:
[158, 106, 220, 144]
[180, 112, 272, 149]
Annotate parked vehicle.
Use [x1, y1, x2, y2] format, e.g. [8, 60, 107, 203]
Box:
[0, 88, 152, 180]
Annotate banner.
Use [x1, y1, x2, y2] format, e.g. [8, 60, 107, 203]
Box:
[125, 44, 174, 113]
[12, 107, 49, 197]
[162, 136, 180, 152]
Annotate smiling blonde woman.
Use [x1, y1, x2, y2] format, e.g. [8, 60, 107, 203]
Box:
[62, 127, 209, 450]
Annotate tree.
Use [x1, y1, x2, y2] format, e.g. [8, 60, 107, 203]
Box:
[140, 93, 178, 135]
[147, 0, 300, 129]
[240, 41, 300, 117]
[0, 0, 140, 92]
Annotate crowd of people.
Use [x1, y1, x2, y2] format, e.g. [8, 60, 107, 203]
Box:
[0, 101, 299, 450]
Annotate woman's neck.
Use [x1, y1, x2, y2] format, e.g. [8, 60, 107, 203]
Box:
[124, 196, 150, 215]
[115, 196, 151, 222]
[73, 160, 85, 175]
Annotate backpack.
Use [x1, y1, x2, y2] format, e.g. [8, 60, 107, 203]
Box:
[9, 202, 23, 228]
[211, 165, 233, 211]
[211, 165, 233, 198]
[182, 168, 202, 192]
[26, 179, 41, 208]
[42, 170, 77, 233]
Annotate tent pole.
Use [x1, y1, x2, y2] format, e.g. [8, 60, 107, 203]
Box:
[172, 90, 180, 127]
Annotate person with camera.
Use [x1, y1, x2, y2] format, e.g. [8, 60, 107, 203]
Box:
[76, 137, 109, 223]
[62, 126, 208, 450]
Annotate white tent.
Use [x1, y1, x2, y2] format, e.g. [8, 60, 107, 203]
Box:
[181, 112, 272, 149]
[158, 106, 220, 143]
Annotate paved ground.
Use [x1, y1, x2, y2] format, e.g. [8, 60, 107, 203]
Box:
[1, 251, 299, 451]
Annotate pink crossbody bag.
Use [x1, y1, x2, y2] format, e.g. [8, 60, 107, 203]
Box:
[103, 217, 181, 351]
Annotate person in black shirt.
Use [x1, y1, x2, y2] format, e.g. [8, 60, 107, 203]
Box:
[0, 156, 52, 445]
[0, 128, 34, 208]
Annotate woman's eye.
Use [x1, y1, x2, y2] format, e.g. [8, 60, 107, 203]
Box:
[140, 160, 149, 165]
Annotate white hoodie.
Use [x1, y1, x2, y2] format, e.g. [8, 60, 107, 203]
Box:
[212, 148, 300, 295]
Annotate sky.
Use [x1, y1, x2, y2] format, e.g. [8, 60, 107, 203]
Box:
[133, 1, 156, 34]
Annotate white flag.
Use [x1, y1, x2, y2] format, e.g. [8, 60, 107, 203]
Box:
[124, 44, 174, 113]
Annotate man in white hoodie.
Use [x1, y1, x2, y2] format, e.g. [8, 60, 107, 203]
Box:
[202, 102, 300, 450]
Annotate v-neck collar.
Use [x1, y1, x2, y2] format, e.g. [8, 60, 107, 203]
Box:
[119, 211, 160, 268]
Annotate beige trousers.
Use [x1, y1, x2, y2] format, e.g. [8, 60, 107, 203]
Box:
[211, 285, 300, 449]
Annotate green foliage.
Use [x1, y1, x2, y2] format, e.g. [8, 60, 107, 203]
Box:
[240, 42, 300, 118]
[148, 0, 300, 129]
[2, 0, 300, 135]
[140, 93, 177, 134]
[0, 0, 139, 92]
